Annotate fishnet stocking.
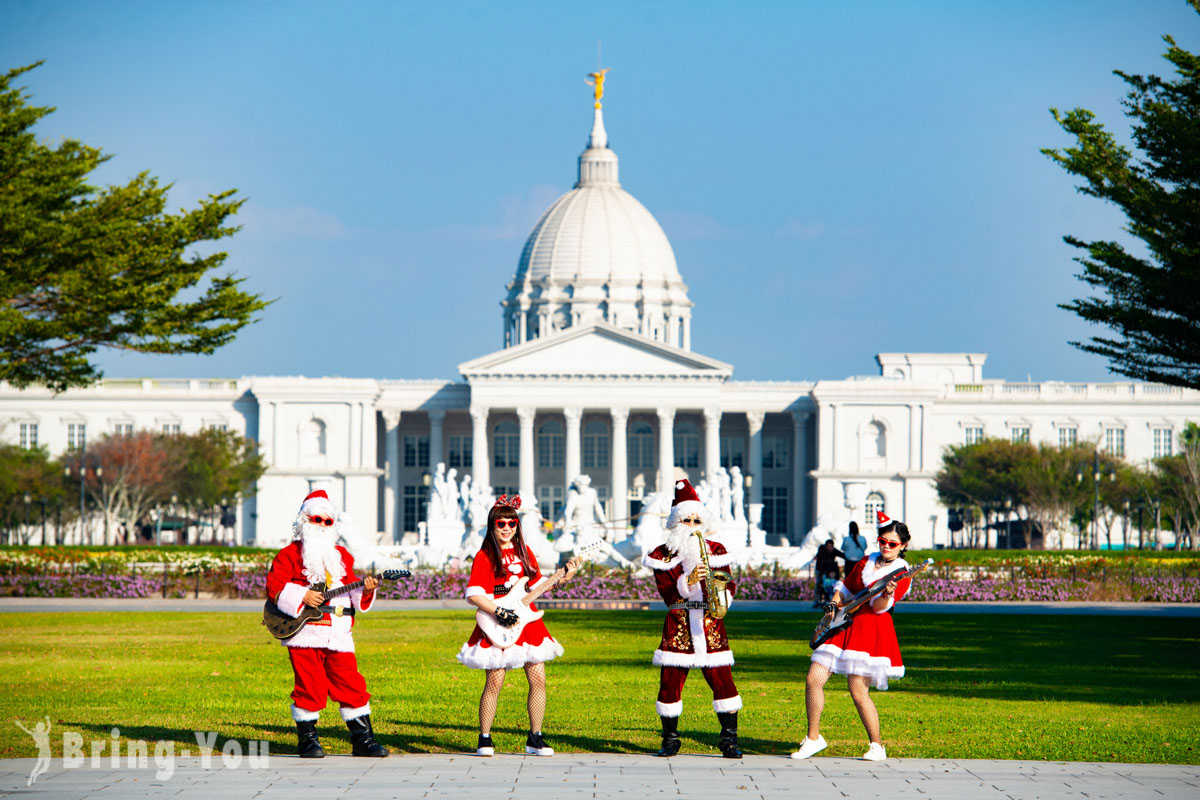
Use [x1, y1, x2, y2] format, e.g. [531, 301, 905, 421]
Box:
[805, 663, 831, 739]
[524, 662, 546, 733]
[847, 674, 882, 744]
[478, 668, 506, 735]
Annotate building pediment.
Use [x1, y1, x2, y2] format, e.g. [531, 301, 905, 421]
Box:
[458, 323, 732, 380]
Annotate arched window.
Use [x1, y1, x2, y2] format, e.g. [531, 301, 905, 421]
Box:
[628, 421, 655, 470]
[301, 418, 327, 463]
[582, 419, 609, 469]
[864, 492, 886, 527]
[673, 421, 699, 469]
[538, 419, 564, 468]
[859, 420, 887, 470]
[493, 420, 519, 468]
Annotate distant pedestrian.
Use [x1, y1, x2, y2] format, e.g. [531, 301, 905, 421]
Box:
[813, 539, 846, 606]
[842, 521, 868, 567]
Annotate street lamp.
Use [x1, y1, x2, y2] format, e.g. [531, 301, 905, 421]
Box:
[743, 472, 753, 546]
[1092, 452, 1101, 550]
[22, 493, 31, 544]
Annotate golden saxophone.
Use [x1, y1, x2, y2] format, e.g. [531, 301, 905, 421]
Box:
[693, 529, 732, 619]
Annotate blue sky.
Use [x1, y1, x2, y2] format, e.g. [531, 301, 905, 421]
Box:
[4, 0, 1197, 383]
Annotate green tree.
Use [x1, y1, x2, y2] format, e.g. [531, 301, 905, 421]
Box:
[0, 443, 72, 544]
[0, 62, 271, 392]
[1042, 2, 1200, 389]
[164, 429, 265, 544]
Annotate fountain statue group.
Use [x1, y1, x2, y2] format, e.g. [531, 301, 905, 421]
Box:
[334, 464, 878, 576]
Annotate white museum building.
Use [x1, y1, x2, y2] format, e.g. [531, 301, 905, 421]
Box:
[3, 102, 1199, 551]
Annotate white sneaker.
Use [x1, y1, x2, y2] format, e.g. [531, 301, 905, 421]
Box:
[524, 731, 554, 756]
[476, 733, 494, 757]
[790, 735, 827, 759]
[862, 742, 887, 761]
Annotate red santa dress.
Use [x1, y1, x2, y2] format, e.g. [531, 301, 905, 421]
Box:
[811, 552, 912, 690]
[266, 541, 377, 721]
[456, 545, 564, 671]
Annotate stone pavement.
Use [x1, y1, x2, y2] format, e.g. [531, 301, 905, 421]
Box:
[1, 754, 1197, 799]
[2, 597, 1198, 616]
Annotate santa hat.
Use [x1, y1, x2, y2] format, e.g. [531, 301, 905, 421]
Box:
[666, 478, 709, 529]
[298, 489, 337, 520]
[876, 510, 896, 531]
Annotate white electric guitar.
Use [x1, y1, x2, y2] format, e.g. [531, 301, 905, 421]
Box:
[475, 542, 602, 648]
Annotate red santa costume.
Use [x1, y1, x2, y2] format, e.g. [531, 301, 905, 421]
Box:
[265, 490, 386, 758]
[456, 543, 563, 671]
[811, 512, 912, 691]
[643, 479, 742, 758]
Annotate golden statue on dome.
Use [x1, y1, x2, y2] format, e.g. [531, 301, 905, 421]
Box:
[586, 68, 609, 109]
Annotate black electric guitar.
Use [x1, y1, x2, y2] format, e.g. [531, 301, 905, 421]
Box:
[262, 569, 410, 640]
[809, 558, 933, 649]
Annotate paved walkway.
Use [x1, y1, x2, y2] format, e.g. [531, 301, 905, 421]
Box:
[1, 597, 1198, 615]
[1, 754, 1196, 799]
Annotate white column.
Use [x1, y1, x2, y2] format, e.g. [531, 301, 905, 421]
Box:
[667, 315, 680, 348]
[703, 407, 721, 481]
[428, 410, 445, 470]
[518, 406, 536, 502]
[792, 410, 809, 543]
[610, 407, 629, 528]
[747, 411, 765, 507]
[383, 411, 401, 543]
[657, 407, 676, 493]
[470, 406, 490, 491]
[517, 308, 527, 344]
[682, 316, 691, 350]
[564, 407, 582, 485]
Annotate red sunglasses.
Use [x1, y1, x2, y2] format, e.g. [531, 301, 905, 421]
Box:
[876, 538, 902, 549]
[494, 519, 519, 530]
[307, 514, 335, 527]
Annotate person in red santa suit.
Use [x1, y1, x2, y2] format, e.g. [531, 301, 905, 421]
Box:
[791, 511, 913, 762]
[457, 495, 582, 757]
[265, 490, 388, 758]
[642, 479, 742, 759]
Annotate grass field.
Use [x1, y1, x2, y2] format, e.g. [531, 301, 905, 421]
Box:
[0, 609, 1197, 763]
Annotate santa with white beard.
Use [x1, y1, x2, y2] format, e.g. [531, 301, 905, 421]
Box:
[265, 490, 387, 758]
[642, 479, 742, 759]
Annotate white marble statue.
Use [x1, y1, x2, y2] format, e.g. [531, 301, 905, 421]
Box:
[729, 466, 746, 522]
[612, 489, 671, 568]
[715, 466, 733, 523]
[555, 474, 635, 568]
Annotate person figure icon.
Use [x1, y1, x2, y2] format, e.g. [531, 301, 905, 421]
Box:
[14, 716, 52, 786]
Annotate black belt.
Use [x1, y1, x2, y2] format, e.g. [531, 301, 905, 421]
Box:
[668, 601, 708, 610]
[317, 605, 355, 617]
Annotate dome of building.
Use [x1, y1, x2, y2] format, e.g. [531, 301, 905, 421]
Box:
[502, 102, 694, 349]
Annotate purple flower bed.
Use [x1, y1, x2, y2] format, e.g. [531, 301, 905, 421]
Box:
[0, 573, 185, 598]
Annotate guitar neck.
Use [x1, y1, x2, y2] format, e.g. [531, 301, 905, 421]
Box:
[844, 563, 926, 613]
[521, 571, 564, 605]
[323, 576, 374, 599]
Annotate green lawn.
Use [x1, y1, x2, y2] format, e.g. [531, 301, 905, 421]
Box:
[0, 610, 1197, 763]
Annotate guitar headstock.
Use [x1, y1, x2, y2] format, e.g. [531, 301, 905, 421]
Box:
[381, 569, 411, 581]
[910, 557, 935, 576]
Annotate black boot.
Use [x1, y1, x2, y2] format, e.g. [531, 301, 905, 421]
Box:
[295, 720, 325, 758]
[717, 712, 742, 759]
[655, 716, 682, 757]
[346, 714, 389, 757]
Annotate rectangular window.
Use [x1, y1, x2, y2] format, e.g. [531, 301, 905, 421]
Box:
[762, 486, 789, 535]
[19, 423, 38, 450]
[114, 423, 134, 437]
[673, 433, 699, 469]
[493, 433, 519, 468]
[538, 432, 564, 468]
[628, 433, 655, 469]
[206, 423, 228, 432]
[1057, 427, 1077, 448]
[448, 435, 473, 468]
[1153, 428, 1174, 459]
[162, 423, 181, 435]
[1011, 427, 1030, 444]
[1104, 427, 1126, 458]
[402, 485, 429, 533]
[67, 423, 86, 450]
[538, 486, 565, 523]
[763, 436, 789, 470]
[404, 435, 430, 468]
[964, 426, 984, 445]
[720, 436, 745, 469]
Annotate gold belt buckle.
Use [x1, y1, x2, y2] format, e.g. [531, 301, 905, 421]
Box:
[334, 606, 343, 617]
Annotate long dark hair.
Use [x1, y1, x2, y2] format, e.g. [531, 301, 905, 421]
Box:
[878, 520, 912, 559]
[482, 503, 533, 579]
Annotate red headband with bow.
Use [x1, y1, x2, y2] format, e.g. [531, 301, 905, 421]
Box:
[493, 494, 521, 510]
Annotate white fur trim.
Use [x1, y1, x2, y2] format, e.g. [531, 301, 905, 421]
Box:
[300, 496, 338, 519]
[713, 695, 743, 713]
[666, 501, 708, 530]
[686, 607, 708, 659]
[652, 648, 735, 668]
[350, 586, 374, 613]
[280, 581, 357, 653]
[811, 643, 904, 691]
[832, 580, 849, 599]
[706, 551, 735, 569]
[291, 704, 320, 722]
[465, 586, 488, 598]
[275, 582, 309, 618]
[861, 554, 908, 587]
[456, 637, 564, 671]
[656, 700, 683, 718]
[339, 703, 371, 721]
[676, 574, 703, 602]
[643, 552, 683, 571]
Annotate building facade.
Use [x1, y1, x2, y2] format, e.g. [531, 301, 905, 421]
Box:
[4, 104, 1198, 549]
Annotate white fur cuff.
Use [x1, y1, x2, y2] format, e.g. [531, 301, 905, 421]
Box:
[339, 703, 371, 721]
[656, 700, 683, 718]
[291, 704, 320, 722]
[276, 582, 309, 618]
[713, 695, 743, 713]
